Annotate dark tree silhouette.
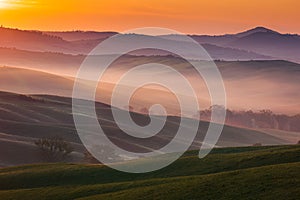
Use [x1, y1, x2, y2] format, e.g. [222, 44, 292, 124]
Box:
[34, 136, 74, 162]
[198, 108, 300, 132]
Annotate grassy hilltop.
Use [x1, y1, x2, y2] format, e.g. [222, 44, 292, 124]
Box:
[0, 145, 299, 200]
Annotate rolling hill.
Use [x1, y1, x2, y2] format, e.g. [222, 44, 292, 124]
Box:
[227, 31, 300, 63]
[0, 66, 74, 96]
[0, 91, 292, 167]
[0, 27, 97, 55]
[186, 27, 300, 63]
[0, 47, 84, 76]
[0, 145, 299, 199]
[1, 57, 300, 115]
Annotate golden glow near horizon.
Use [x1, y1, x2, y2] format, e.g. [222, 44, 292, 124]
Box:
[0, 0, 299, 34]
[0, 0, 10, 8]
[0, 0, 37, 9]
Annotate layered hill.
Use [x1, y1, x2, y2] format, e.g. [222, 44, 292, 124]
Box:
[1, 57, 300, 114]
[0, 27, 98, 54]
[0, 26, 282, 61]
[186, 27, 300, 63]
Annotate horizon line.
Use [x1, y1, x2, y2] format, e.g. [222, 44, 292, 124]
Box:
[1, 25, 299, 36]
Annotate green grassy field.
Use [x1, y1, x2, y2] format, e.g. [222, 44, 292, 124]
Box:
[0, 145, 299, 200]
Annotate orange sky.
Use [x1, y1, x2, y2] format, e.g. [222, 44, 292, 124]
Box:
[0, 0, 299, 34]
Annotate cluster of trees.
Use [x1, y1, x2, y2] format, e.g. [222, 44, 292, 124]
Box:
[18, 94, 45, 103]
[34, 136, 74, 162]
[34, 137, 120, 164]
[199, 106, 300, 132]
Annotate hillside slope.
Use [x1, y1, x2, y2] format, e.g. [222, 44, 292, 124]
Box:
[0, 91, 290, 166]
[0, 66, 74, 96]
[0, 146, 299, 199]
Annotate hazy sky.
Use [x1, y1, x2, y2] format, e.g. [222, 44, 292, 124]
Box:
[0, 0, 299, 34]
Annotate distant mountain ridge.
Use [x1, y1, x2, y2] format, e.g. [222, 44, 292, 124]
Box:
[188, 26, 300, 63]
[235, 27, 279, 38]
[1, 26, 298, 62]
